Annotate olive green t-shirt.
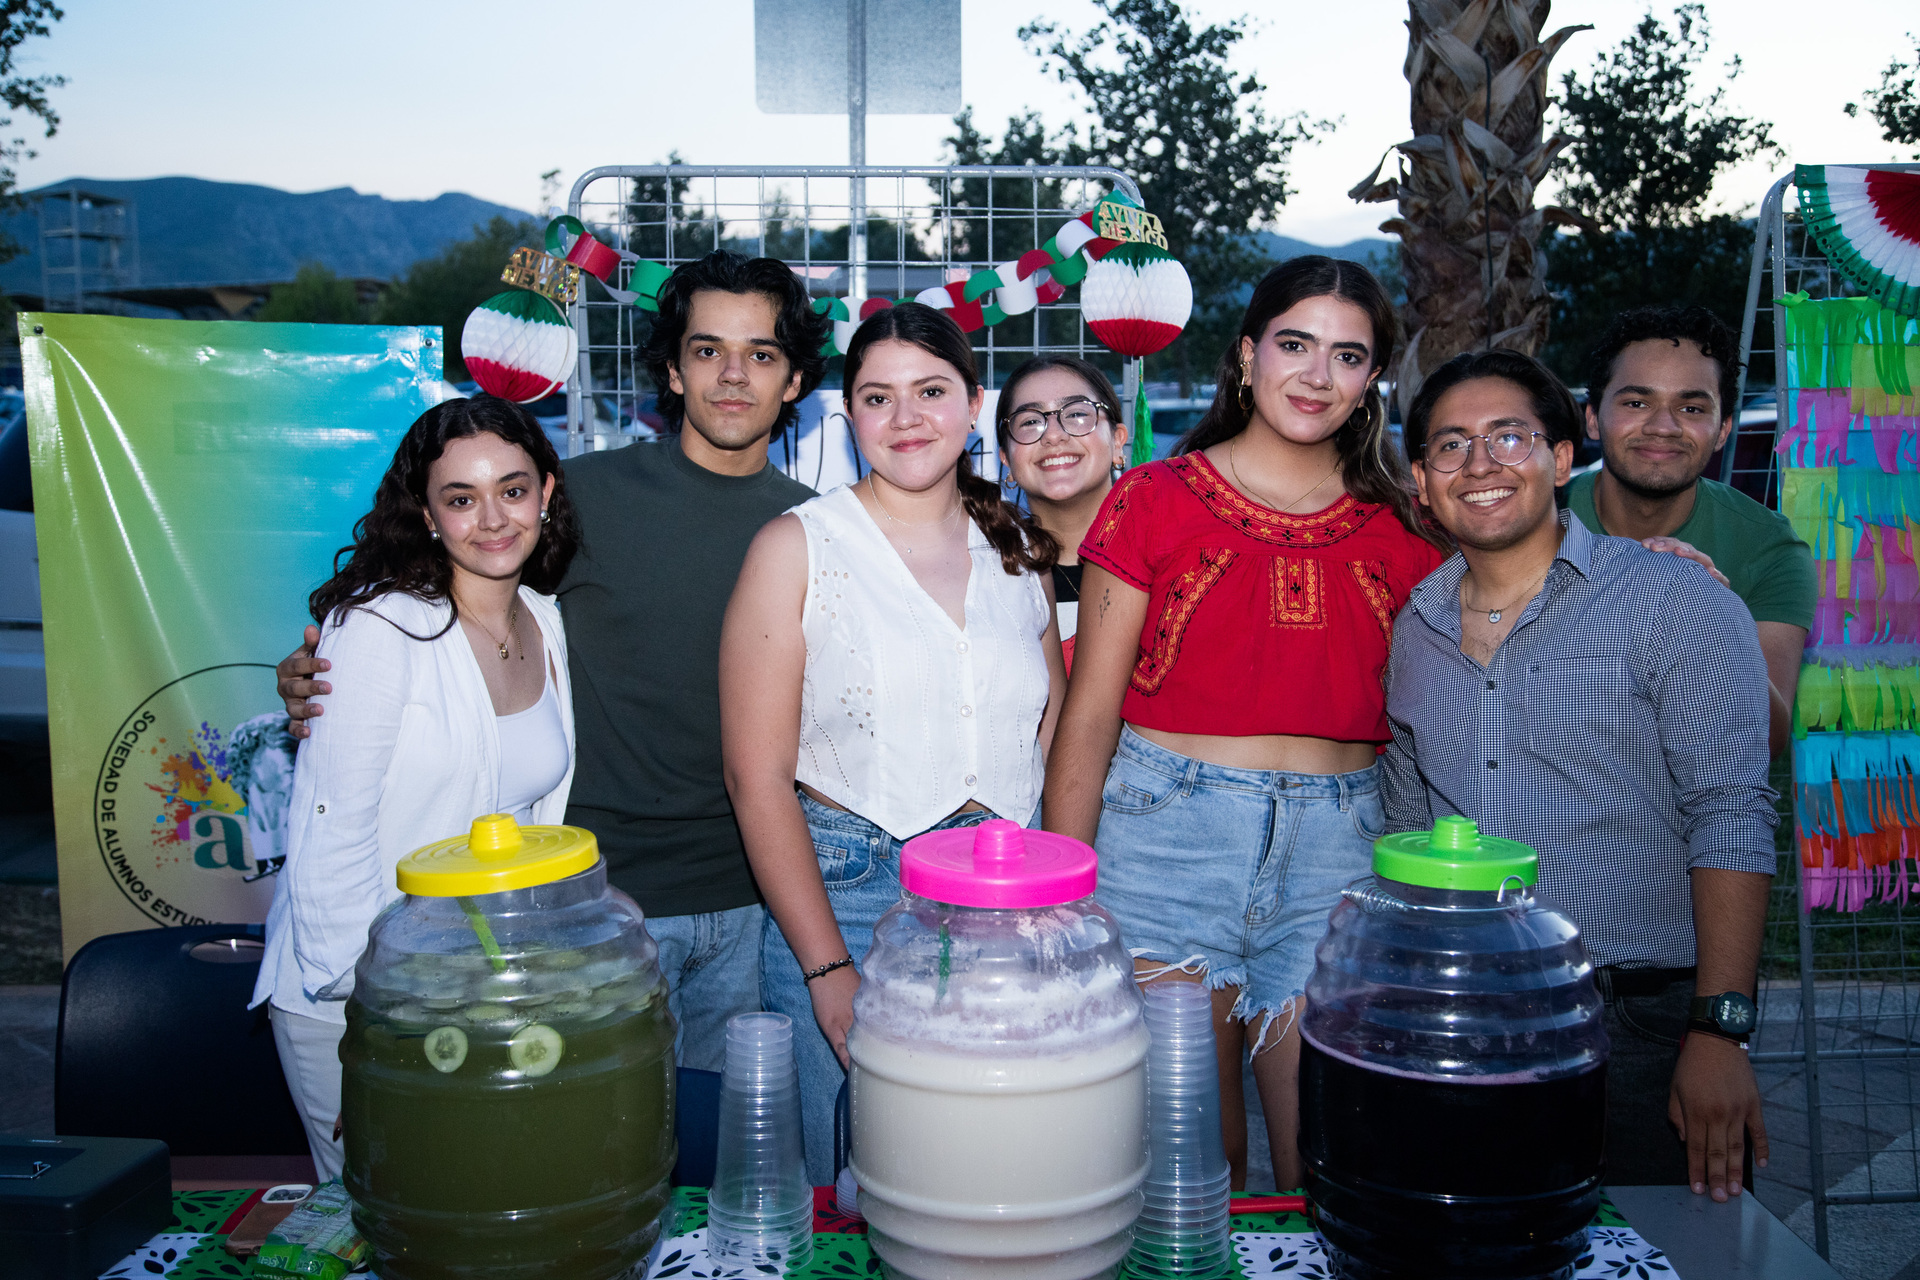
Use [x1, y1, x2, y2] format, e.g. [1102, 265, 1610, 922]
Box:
[1564, 471, 1816, 629]
[557, 439, 815, 917]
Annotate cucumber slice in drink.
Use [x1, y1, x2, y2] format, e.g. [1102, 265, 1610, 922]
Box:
[424, 1025, 469, 1073]
[509, 1023, 565, 1077]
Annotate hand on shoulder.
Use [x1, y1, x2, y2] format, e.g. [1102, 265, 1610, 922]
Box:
[1640, 536, 1731, 590]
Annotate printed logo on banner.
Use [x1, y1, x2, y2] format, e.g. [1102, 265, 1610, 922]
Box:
[93, 663, 292, 926]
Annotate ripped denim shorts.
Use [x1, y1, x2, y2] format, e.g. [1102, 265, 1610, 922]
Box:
[1093, 725, 1384, 1051]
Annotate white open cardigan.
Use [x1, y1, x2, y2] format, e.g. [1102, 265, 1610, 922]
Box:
[251, 587, 575, 1024]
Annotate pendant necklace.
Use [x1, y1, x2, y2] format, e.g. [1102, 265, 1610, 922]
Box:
[463, 597, 520, 660]
[869, 474, 961, 555]
[1464, 570, 1547, 626]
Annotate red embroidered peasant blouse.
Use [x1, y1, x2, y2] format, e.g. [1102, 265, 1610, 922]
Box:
[1078, 453, 1447, 741]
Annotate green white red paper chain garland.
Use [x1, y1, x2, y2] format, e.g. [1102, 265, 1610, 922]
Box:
[540, 193, 1168, 331]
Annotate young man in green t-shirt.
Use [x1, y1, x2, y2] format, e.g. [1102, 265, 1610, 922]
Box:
[1564, 305, 1815, 757]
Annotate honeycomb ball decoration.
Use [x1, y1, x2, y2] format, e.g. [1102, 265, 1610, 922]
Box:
[1079, 246, 1193, 358]
[461, 290, 578, 402]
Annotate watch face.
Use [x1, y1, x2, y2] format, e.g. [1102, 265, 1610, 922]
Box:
[1714, 993, 1757, 1033]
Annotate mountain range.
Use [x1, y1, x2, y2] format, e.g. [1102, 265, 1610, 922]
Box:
[0, 176, 1394, 299]
[0, 177, 531, 295]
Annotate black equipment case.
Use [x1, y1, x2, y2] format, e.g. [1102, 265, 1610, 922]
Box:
[0, 1135, 172, 1279]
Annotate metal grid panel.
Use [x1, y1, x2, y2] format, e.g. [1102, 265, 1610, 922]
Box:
[1739, 163, 1920, 1261]
[562, 165, 1142, 463]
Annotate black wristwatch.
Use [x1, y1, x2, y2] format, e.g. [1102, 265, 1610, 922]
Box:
[1688, 992, 1757, 1044]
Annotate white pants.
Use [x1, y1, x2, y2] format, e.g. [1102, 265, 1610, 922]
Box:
[270, 1004, 346, 1182]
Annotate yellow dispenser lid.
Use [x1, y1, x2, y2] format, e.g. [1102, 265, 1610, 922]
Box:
[396, 815, 600, 897]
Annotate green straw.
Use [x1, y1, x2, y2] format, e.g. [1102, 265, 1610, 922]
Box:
[457, 897, 508, 973]
[936, 919, 952, 1003]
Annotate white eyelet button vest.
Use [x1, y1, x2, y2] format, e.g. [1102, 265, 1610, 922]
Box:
[792, 485, 1050, 840]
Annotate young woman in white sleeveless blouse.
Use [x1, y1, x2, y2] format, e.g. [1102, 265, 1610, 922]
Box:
[722, 303, 1067, 1180]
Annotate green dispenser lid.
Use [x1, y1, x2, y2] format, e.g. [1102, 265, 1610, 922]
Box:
[1372, 815, 1538, 892]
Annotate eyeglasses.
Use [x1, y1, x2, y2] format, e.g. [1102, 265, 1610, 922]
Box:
[1006, 398, 1104, 445]
[1422, 428, 1547, 473]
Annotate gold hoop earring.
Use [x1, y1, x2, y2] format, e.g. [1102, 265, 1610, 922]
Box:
[1238, 366, 1253, 412]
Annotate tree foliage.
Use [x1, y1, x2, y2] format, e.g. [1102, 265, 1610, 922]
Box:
[374, 215, 537, 379]
[941, 107, 1072, 262]
[1846, 35, 1920, 156]
[1542, 4, 1779, 384]
[1006, 0, 1323, 389]
[256, 264, 364, 325]
[0, 0, 64, 265]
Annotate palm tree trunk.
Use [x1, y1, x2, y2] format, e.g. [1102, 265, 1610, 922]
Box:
[1351, 1, 1591, 413]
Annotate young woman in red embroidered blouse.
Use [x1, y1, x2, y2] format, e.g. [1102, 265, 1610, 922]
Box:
[1044, 257, 1447, 1190]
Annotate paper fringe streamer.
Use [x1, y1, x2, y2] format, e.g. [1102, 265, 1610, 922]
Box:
[1793, 731, 1920, 911]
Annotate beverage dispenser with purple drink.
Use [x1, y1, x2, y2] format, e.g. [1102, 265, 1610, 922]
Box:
[1299, 816, 1608, 1280]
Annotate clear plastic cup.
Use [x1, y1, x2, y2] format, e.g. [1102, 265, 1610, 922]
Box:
[1127, 984, 1232, 1278]
[707, 1013, 814, 1275]
[834, 1167, 862, 1221]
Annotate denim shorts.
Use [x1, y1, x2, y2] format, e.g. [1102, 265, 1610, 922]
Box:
[1094, 725, 1384, 1048]
[761, 792, 999, 1186]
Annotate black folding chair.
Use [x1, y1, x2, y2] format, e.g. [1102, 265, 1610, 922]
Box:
[55, 925, 309, 1158]
[672, 1067, 722, 1188]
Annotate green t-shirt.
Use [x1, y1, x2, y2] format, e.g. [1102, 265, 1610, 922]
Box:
[1564, 471, 1816, 629]
[557, 439, 815, 917]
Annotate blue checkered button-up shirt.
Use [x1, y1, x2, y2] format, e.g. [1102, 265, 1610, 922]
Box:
[1381, 511, 1778, 969]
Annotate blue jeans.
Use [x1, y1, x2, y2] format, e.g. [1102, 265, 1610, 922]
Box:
[648, 902, 766, 1074]
[762, 793, 998, 1186]
[1094, 726, 1383, 1050]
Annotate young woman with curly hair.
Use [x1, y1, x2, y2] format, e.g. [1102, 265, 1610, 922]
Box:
[253, 393, 582, 1180]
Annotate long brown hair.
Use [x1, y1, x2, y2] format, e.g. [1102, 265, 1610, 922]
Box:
[308, 395, 582, 631]
[843, 303, 1058, 575]
[1177, 256, 1444, 549]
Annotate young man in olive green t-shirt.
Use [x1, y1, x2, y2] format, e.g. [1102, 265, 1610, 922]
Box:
[1566, 305, 1815, 757]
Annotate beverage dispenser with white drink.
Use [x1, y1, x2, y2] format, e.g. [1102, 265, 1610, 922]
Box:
[848, 819, 1149, 1280]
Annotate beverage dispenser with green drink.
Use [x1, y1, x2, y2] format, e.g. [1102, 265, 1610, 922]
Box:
[340, 815, 678, 1280]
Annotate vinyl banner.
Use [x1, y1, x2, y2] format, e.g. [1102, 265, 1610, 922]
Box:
[20, 315, 442, 959]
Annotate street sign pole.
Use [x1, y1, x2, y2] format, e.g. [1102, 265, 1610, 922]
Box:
[848, 0, 867, 300]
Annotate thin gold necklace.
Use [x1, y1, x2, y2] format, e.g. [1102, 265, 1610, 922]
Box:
[1227, 436, 1340, 514]
[868, 474, 961, 556]
[459, 594, 520, 660]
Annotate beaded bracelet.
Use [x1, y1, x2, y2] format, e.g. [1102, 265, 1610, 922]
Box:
[802, 956, 855, 984]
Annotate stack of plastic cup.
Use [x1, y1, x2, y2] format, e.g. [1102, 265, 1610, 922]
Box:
[1126, 983, 1234, 1279]
[706, 1013, 814, 1275]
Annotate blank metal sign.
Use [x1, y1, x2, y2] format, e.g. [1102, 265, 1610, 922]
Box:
[754, 0, 961, 115]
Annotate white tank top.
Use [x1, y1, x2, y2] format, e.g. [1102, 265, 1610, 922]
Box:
[496, 669, 570, 823]
[793, 484, 1051, 840]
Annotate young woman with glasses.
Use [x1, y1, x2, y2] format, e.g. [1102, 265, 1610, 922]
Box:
[1043, 257, 1450, 1190]
[994, 356, 1130, 673]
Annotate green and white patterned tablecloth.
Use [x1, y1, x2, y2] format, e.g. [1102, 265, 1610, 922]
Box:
[100, 1186, 1674, 1279]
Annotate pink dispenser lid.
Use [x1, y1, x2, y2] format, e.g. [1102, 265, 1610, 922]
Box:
[900, 819, 1097, 909]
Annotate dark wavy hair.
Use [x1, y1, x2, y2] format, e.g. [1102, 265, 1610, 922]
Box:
[1403, 348, 1585, 460]
[308, 395, 582, 631]
[1177, 256, 1443, 549]
[993, 355, 1125, 456]
[641, 250, 830, 435]
[1583, 303, 1742, 417]
[843, 303, 1058, 575]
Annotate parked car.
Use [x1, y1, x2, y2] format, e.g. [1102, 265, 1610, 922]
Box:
[0, 387, 45, 737]
[1144, 398, 1209, 460]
